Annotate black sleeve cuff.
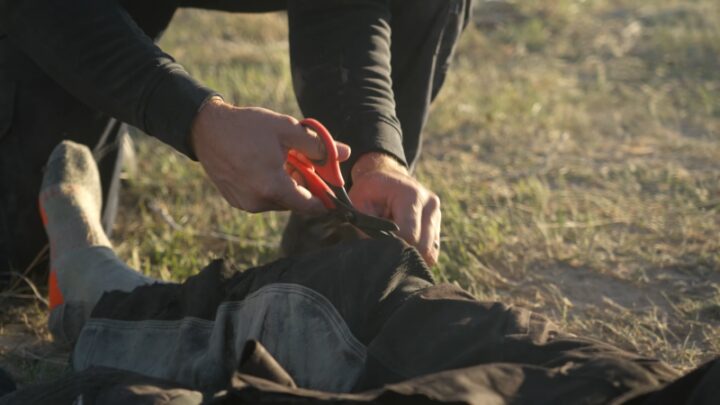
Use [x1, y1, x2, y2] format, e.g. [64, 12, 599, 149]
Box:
[336, 112, 407, 181]
[143, 66, 219, 160]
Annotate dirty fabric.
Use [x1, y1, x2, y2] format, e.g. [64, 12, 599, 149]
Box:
[4, 238, 713, 405]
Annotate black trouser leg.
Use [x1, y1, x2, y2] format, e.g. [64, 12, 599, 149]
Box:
[0, 41, 116, 279]
[389, 0, 473, 170]
[0, 2, 177, 279]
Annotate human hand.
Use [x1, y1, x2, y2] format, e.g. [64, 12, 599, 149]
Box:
[349, 153, 441, 266]
[191, 98, 350, 213]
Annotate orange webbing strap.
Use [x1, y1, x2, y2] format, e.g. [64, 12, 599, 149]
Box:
[39, 197, 64, 309]
[48, 269, 64, 310]
[39, 197, 48, 227]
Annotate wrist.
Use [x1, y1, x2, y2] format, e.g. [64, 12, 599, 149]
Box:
[351, 152, 408, 181]
[190, 96, 225, 154]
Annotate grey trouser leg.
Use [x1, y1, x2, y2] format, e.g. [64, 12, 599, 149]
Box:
[71, 239, 678, 403]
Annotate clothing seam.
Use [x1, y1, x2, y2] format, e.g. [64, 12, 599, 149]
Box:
[363, 286, 435, 379]
[83, 283, 367, 361]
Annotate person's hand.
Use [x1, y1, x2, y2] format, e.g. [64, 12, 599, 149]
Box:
[349, 152, 441, 266]
[191, 97, 350, 213]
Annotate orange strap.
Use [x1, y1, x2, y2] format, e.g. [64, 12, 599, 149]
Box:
[48, 269, 64, 310]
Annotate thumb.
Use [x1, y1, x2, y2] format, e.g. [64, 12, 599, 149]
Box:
[270, 170, 326, 214]
[336, 142, 351, 162]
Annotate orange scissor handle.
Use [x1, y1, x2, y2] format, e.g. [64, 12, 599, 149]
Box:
[299, 118, 345, 189]
[286, 152, 337, 210]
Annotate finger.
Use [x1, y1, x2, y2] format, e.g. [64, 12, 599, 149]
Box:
[395, 197, 423, 247]
[291, 170, 306, 187]
[348, 183, 383, 217]
[288, 149, 313, 166]
[417, 196, 442, 266]
[265, 171, 325, 214]
[241, 198, 284, 213]
[283, 162, 307, 187]
[223, 187, 281, 214]
[336, 142, 351, 162]
[278, 120, 325, 161]
[283, 160, 301, 176]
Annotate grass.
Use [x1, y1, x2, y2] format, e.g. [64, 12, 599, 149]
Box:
[2, 0, 719, 386]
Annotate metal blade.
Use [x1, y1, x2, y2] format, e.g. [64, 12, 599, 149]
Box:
[326, 188, 399, 237]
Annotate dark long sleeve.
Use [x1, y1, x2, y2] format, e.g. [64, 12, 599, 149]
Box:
[288, 0, 407, 173]
[0, 0, 217, 158]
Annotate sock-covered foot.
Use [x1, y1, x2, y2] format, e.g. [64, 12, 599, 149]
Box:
[40, 141, 154, 346]
[39, 141, 110, 255]
[39, 141, 110, 310]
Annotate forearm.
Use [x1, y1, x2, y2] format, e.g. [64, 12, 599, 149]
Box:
[288, 0, 407, 176]
[2, 0, 216, 157]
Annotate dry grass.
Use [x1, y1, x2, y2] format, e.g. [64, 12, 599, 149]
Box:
[420, 0, 720, 370]
[2, 0, 719, 386]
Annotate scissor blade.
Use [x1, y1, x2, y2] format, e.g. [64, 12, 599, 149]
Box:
[327, 192, 399, 238]
[359, 227, 396, 239]
[328, 184, 353, 207]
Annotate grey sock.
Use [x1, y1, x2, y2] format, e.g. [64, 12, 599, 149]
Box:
[39, 141, 155, 346]
[50, 246, 155, 346]
[40, 141, 111, 254]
